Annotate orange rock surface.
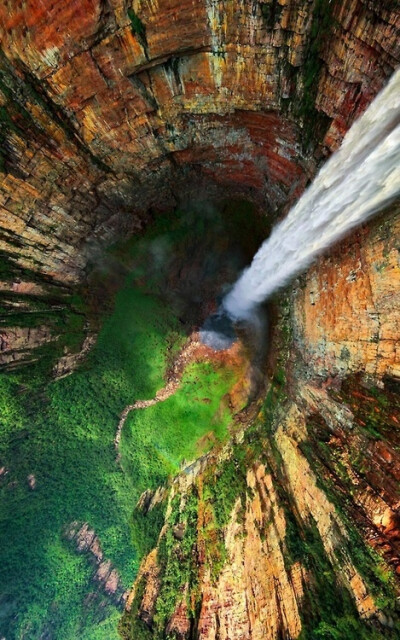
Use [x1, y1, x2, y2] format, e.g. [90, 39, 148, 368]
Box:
[293, 206, 400, 379]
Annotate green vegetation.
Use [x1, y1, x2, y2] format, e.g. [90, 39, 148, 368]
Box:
[0, 214, 239, 638]
[0, 295, 88, 380]
[121, 361, 234, 482]
[264, 376, 400, 640]
[127, 6, 147, 54]
[299, 427, 400, 634]
[345, 380, 396, 441]
[206, 451, 247, 531]
[120, 489, 200, 640]
[128, 8, 146, 38]
[155, 491, 199, 628]
[131, 500, 167, 564]
[118, 576, 153, 640]
[121, 351, 399, 639]
[290, 520, 393, 640]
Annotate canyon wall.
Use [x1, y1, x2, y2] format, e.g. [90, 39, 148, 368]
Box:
[0, 0, 398, 282]
[0, 1, 399, 638]
[1, 0, 399, 368]
[293, 205, 400, 381]
[0, 0, 399, 367]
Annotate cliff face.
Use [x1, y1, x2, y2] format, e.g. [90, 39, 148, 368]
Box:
[294, 205, 400, 380]
[0, 2, 399, 639]
[1, 1, 399, 367]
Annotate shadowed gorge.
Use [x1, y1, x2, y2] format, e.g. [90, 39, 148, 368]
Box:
[0, 1, 399, 639]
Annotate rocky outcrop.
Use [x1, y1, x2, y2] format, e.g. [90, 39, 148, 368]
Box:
[52, 334, 97, 378]
[0, 324, 56, 367]
[0, 288, 92, 372]
[64, 521, 128, 606]
[194, 468, 304, 640]
[136, 487, 169, 515]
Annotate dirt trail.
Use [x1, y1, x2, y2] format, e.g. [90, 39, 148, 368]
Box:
[114, 338, 202, 456]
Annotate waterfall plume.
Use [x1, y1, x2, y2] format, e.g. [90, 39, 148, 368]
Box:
[223, 68, 400, 321]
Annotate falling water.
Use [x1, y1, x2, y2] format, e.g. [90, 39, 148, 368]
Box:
[223, 68, 400, 321]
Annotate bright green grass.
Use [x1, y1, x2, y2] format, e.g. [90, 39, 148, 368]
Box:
[0, 274, 236, 638]
[121, 361, 235, 480]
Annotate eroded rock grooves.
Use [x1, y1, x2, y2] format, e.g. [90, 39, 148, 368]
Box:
[0, 1, 399, 640]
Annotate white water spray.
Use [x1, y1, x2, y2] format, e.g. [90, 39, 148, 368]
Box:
[223, 68, 400, 321]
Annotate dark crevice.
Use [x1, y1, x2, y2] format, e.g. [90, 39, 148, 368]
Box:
[128, 45, 211, 76]
[127, 73, 158, 111]
[260, 0, 284, 29]
[88, 49, 113, 89]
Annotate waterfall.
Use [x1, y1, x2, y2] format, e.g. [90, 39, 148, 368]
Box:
[223, 68, 400, 321]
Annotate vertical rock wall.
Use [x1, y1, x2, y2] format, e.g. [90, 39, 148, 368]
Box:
[0, 0, 398, 282]
[292, 205, 400, 380]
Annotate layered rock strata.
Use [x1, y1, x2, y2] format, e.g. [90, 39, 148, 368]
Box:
[0, 0, 399, 366]
[0, 0, 398, 284]
[293, 205, 400, 380]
